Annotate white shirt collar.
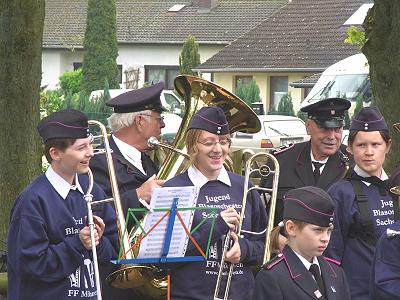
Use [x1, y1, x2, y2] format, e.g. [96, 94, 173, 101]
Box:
[310, 150, 329, 164]
[354, 165, 389, 186]
[187, 165, 231, 188]
[45, 166, 84, 199]
[112, 135, 146, 174]
[292, 249, 320, 272]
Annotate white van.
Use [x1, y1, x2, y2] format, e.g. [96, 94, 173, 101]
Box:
[89, 88, 184, 115]
[302, 53, 371, 114]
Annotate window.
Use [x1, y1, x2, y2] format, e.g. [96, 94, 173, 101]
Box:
[73, 62, 82, 70]
[117, 65, 122, 84]
[145, 66, 180, 89]
[235, 75, 253, 91]
[270, 76, 288, 110]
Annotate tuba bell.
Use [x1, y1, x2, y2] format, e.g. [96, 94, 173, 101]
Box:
[106, 75, 262, 299]
[157, 75, 261, 179]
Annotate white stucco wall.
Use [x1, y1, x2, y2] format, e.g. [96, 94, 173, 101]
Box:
[41, 44, 223, 90]
[41, 50, 62, 89]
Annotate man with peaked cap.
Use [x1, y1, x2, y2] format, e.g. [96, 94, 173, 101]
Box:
[7, 109, 118, 300]
[89, 83, 167, 299]
[325, 106, 396, 300]
[254, 186, 351, 300]
[164, 106, 267, 300]
[261, 97, 353, 229]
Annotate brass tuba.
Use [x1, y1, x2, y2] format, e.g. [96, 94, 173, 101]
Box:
[107, 75, 261, 299]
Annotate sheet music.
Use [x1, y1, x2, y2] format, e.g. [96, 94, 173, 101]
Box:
[137, 186, 199, 259]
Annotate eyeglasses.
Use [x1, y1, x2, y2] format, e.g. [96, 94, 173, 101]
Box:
[140, 114, 165, 123]
[197, 139, 231, 148]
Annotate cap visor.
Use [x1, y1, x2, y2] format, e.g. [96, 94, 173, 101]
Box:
[314, 119, 344, 128]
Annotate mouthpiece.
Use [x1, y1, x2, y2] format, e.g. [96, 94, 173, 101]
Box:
[148, 136, 160, 148]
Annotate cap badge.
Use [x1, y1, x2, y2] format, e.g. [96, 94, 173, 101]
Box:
[365, 123, 368, 130]
[330, 110, 335, 115]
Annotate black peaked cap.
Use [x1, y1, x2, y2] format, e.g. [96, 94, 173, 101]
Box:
[106, 82, 166, 113]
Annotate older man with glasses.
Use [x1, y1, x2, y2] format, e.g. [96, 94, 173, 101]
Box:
[90, 82, 166, 300]
[261, 98, 354, 231]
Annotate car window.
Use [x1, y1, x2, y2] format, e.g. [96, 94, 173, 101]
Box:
[164, 93, 181, 108]
[263, 120, 307, 137]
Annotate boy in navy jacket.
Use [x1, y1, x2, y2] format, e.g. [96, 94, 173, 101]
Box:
[7, 109, 118, 300]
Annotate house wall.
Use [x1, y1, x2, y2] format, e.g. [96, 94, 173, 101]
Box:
[41, 44, 223, 90]
[213, 72, 313, 114]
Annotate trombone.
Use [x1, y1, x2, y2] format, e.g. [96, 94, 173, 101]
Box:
[214, 152, 280, 300]
[83, 168, 103, 300]
[86, 120, 138, 298]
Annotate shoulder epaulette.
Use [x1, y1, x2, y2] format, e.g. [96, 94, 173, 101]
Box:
[263, 253, 284, 270]
[271, 143, 294, 156]
[323, 256, 341, 266]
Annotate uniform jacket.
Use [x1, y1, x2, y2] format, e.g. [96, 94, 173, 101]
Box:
[253, 246, 351, 300]
[90, 135, 158, 216]
[164, 170, 267, 300]
[89, 136, 159, 300]
[371, 221, 400, 300]
[7, 174, 118, 300]
[325, 169, 396, 300]
[262, 141, 352, 224]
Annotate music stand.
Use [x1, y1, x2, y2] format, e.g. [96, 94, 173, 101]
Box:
[111, 197, 218, 298]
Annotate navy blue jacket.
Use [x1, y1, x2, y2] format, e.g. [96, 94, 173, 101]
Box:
[253, 246, 351, 300]
[325, 174, 396, 300]
[7, 174, 118, 300]
[164, 170, 267, 300]
[370, 221, 400, 300]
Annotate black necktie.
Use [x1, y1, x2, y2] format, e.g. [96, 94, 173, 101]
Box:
[312, 162, 324, 183]
[309, 264, 325, 296]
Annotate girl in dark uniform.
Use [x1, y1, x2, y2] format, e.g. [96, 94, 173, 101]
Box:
[253, 186, 351, 300]
[163, 106, 267, 300]
[324, 106, 395, 300]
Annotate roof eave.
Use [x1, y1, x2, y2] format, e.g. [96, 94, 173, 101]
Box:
[42, 40, 230, 49]
[194, 67, 326, 73]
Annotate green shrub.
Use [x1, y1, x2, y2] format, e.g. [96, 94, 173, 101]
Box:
[59, 69, 83, 95]
[276, 93, 295, 116]
[235, 79, 261, 107]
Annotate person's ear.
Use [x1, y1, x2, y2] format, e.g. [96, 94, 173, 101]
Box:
[285, 220, 298, 237]
[49, 147, 62, 162]
[305, 119, 312, 135]
[134, 114, 144, 131]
